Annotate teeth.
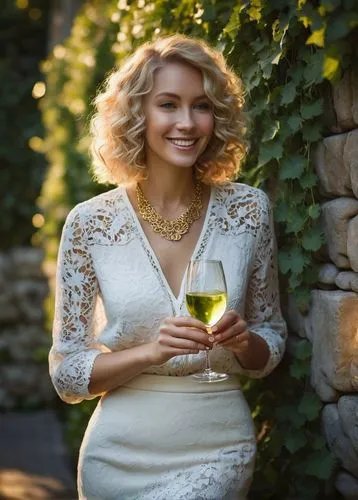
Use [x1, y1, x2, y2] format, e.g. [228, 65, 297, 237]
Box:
[169, 139, 196, 146]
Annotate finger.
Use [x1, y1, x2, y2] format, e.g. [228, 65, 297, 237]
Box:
[211, 310, 239, 333]
[170, 316, 207, 331]
[214, 320, 247, 343]
[160, 335, 210, 351]
[160, 325, 213, 347]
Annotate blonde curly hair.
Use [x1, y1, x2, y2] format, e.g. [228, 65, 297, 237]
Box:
[90, 34, 248, 185]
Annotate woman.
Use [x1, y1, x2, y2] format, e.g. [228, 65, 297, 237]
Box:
[49, 35, 287, 499]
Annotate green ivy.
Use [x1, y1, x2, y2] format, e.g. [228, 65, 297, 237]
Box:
[0, 0, 48, 249]
[40, 0, 358, 497]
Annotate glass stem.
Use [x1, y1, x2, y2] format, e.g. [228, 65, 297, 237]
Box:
[206, 327, 212, 372]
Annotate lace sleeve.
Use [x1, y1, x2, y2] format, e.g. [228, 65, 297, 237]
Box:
[241, 191, 287, 378]
[49, 206, 104, 404]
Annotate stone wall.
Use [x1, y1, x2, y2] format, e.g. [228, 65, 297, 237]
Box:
[288, 70, 358, 499]
[0, 248, 54, 409]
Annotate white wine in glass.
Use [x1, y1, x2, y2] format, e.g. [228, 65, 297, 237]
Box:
[186, 259, 229, 382]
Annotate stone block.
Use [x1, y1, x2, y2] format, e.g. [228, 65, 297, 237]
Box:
[347, 215, 358, 272]
[333, 71, 358, 131]
[352, 68, 358, 125]
[0, 292, 19, 323]
[338, 396, 358, 455]
[322, 404, 358, 478]
[314, 134, 352, 197]
[321, 198, 358, 269]
[311, 290, 358, 398]
[318, 263, 339, 286]
[10, 247, 45, 279]
[13, 280, 48, 322]
[289, 290, 358, 401]
[335, 271, 358, 293]
[335, 471, 358, 500]
[344, 129, 358, 199]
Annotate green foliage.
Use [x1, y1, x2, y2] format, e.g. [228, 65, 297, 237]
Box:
[0, 0, 48, 249]
[39, 0, 357, 497]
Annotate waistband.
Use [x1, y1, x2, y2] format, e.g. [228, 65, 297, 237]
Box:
[122, 373, 241, 393]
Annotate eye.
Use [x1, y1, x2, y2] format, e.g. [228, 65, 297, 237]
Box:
[194, 102, 211, 111]
[159, 102, 176, 109]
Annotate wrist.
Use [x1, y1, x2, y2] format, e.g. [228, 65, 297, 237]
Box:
[139, 342, 162, 366]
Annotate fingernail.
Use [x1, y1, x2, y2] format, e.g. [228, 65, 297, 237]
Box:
[208, 336, 215, 342]
[211, 326, 218, 333]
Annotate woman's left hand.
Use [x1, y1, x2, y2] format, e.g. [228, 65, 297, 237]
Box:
[211, 310, 251, 355]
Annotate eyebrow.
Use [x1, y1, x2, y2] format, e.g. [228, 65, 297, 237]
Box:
[154, 92, 209, 100]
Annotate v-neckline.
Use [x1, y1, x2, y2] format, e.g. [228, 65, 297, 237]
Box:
[121, 185, 215, 309]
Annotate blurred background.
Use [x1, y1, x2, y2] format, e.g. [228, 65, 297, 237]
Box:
[1, 0, 358, 499]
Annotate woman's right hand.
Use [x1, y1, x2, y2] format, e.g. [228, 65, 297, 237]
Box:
[147, 316, 213, 366]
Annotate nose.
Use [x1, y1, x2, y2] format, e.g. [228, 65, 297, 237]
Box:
[176, 108, 195, 130]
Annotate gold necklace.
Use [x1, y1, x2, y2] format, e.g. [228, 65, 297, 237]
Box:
[136, 183, 203, 241]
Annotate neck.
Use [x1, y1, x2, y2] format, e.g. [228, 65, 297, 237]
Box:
[139, 166, 197, 210]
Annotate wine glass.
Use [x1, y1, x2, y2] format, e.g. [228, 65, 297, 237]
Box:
[185, 259, 229, 382]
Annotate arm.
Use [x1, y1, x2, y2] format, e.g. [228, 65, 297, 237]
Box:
[49, 206, 105, 404]
[239, 191, 287, 377]
[213, 192, 287, 376]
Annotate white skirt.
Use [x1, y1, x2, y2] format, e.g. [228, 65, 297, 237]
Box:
[78, 374, 256, 500]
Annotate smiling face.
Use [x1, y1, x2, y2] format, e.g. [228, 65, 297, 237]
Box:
[143, 61, 214, 172]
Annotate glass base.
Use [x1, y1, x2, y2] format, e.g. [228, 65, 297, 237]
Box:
[192, 369, 229, 383]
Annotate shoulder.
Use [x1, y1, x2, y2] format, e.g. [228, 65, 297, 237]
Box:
[67, 187, 124, 221]
[66, 187, 123, 224]
[215, 182, 271, 214]
[62, 187, 134, 245]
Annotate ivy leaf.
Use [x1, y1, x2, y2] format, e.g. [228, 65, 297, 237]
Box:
[247, 5, 262, 22]
[305, 450, 336, 480]
[290, 359, 311, 379]
[280, 82, 296, 105]
[323, 53, 340, 80]
[300, 98, 324, 119]
[223, 5, 242, 40]
[303, 51, 324, 86]
[298, 393, 322, 421]
[275, 405, 294, 422]
[279, 247, 307, 274]
[292, 287, 311, 312]
[258, 140, 284, 166]
[285, 209, 306, 234]
[279, 155, 306, 180]
[300, 171, 317, 188]
[311, 435, 326, 450]
[302, 227, 324, 251]
[274, 201, 289, 223]
[290, 410, 307, 428]
[326, 12, 351, 42]
[284, 429, 308, 453]
[262, 120, 280, 142]
[306, 27, 325, 47]
[289, 272, 301, 289]
[302, 121, 322, 142]
[244, 64, 262, 90]
[308, 203, 321, 219]
[295, 339, 312, 360]
[202, 4, 216, 21]
[287, 113, 303, 133]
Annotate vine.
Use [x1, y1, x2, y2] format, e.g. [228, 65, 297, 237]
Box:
[40, 0, 358, 497]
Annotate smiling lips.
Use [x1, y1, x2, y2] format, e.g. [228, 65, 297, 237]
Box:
[167, 138, 198, 149]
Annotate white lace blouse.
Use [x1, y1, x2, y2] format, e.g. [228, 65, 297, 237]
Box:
[49, 182, 287, 404]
